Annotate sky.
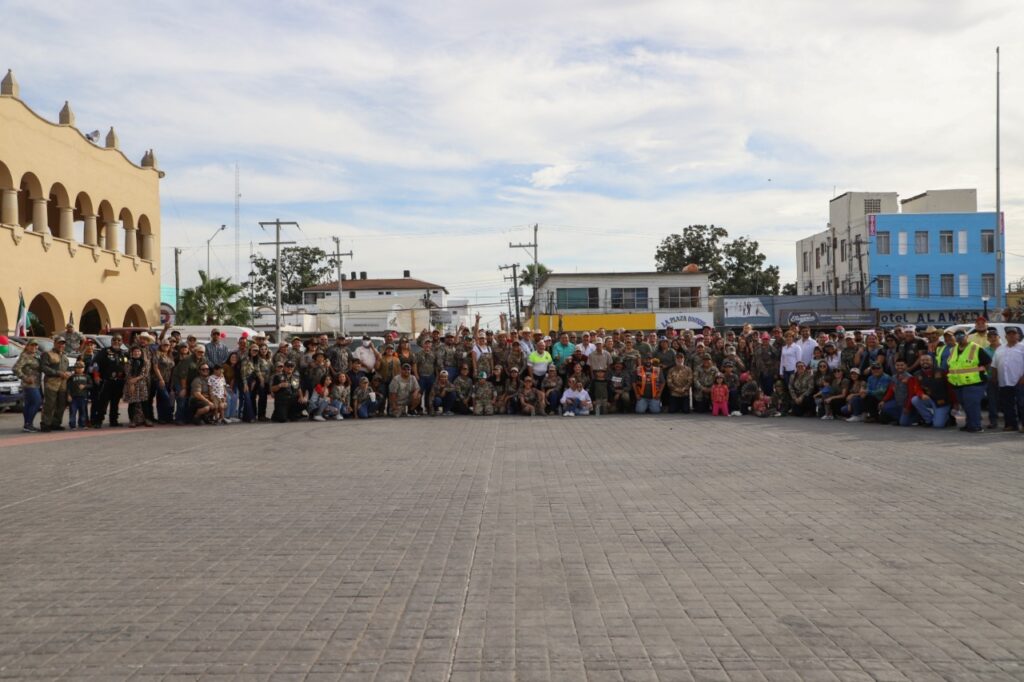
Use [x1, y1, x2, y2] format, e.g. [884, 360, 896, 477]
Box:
[6, 0, 1024, 326]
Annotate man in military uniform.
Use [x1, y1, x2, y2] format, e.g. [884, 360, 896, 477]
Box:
[518, 375, 545, 416]
[665, 353, 693, 413]
[692, 354, 719, 413]
[92, 334, 129, 427]
[452, 365, 474, 414]
[327, 336, 351, 377]
[607, 358, 632, 414]
[61, 322, 84, 355]
[416, 338, 440, 414]
[39, 336, 72, 431]
[617, 337, 641, 377]
[388, 363, 421, 417]
[13, 339, 43, 432]
[472, 371, 496, 415]
[654, 337, 676, 369]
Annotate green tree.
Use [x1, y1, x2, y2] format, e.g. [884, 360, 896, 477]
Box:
[251, 246, 336, 306]
[518, 262, 551, 288]
[179, 271, 251, 325]
[781, 282, 798, 296]
[654, 225, 780, 295]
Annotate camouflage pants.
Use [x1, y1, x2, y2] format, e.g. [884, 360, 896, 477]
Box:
[42, 387, 67, 429]
[473, 402, 494, 416]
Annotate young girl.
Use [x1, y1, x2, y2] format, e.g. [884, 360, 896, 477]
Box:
[710, 374, 730, 416]
[207, 365, 227, 424]
[330, 373, 352, 420]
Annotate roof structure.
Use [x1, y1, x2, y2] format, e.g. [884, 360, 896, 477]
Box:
[304, 278, 448, 294]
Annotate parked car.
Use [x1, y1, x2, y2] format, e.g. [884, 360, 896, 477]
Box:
[12, 336, 55, 354]
[943, 323, 1022, 345]
[0, 366, 23, 411]
[0, 339, 25, 370]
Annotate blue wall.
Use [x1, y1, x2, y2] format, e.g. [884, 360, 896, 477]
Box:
[868, 212, 1001, 313]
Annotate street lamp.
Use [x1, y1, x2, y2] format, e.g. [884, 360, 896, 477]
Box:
[206, 224, 226, 322]
[982, 295, 990, 320]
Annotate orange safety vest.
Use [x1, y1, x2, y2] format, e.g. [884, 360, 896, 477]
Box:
[634, 367, 663, 399]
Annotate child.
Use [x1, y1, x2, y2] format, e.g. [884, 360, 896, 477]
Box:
[751, 390, 772, 418]
[67, 361, 90, 429]
[208, 365, 227, 424]
[710, 374, 730, 416]
[771, 378, 791, 416]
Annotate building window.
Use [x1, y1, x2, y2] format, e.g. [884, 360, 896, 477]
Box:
[914, 231, 928, 254]
[876, 231, 890, 255]
[555, 287, 599, 309]
[815, 249, 821, 269]
[840, 239, 847, 262]
[876, 275, 892, 298]
[658, 287, 701, 308]
[981, 230, 995, 253]
[939, 231, 954, 254]
[864, 198, 881, 214]
[915, 274, 930, 298]
[610, 287, 649, 309]
[982, 273, 996, 298]
[802, 251, 809, 271]
[940, 274, 954, 297]
[348, 291, 356, 299]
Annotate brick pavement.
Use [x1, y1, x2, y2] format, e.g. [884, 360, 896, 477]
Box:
[0, 415, 1022, 681]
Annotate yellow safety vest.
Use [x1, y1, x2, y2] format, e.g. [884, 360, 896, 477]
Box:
[947, 343, 982, 387]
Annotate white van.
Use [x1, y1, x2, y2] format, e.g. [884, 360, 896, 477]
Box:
[165, 325, 259, 346]
[943, 322, 1022, 345]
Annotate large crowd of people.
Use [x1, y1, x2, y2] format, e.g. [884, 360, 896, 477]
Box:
[11, 316, 1024, 435]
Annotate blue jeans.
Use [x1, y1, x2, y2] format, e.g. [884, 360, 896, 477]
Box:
[226, 388, 239, 419]
[842, 395, 863, 417]
[998, 385, 1024, 429]
[22, 387, 42, 427]
[357, 400, 378, 419]
[175, 391, 190, 424]
[562, 398, 590, 415]
[911, 395, 951, 428]
[546, 390, 561, 413]
[432, 393, 456, 413]
[635, 397, 662, 414]
[330, 399, 352, 417]
[68, 396, 88, 428]
[156, 384, 174, 422]
[987, 381, 1000, 425]
[879, 400, 902, 424]
[955, 383, 985, 430]
[418, 376, 434, 411]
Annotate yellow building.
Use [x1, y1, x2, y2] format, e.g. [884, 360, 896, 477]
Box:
[0, 69, 163, 335]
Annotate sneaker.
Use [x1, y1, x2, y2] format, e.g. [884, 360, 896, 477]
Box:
[730, 411, 741, 417]
[22, 425, 38, 433]
[965, 427, 985, 433]
[444, 411, 454, 416]
[563, 411, 575, 417]
[845, 415, 864, 422]
[821, 415, 834, 420]
[312, 415, 326, 422]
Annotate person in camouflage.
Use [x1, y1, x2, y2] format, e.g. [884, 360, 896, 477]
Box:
[665, 353, 693, 414]
[388, 363, 421, 417]
[451, 365, 474, 415]
[416, 339, 441, 414]
[13, 339, 43, 432]
[788, 361, 816, 416]
[518, 375, 545, 416]
[428, 370, 457, 415]
[692, 355, 719, 413]
[472, 372, 496, 415]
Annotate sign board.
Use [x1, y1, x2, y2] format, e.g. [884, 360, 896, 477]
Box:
[723, 297, 771, 319]
[159, 303, 175, 326]
[879, 310, 983, 326]
[777, 309, 878, 327]
[656, 312, 713, 330]
[867, 214, 876, 237]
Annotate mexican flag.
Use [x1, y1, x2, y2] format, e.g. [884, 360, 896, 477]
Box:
[15, 289, 28, 336]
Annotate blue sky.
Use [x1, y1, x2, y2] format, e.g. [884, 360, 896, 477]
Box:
[6, 0, 1024, 325]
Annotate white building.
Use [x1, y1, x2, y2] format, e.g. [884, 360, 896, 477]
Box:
[301, 271, 449, 335]
[529, 269, 713, 331]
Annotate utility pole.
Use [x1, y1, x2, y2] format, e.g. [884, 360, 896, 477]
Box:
[995, 46, 1003, 315]
[206, 224, 227, 324]
[258, 219, 298, 343]
[498, 263, 522, 330]
[331, 237, 353, 336]
[855, 236, 866, 311]
[234, 163, 241, 284]
[174, 247, 182, 314]
[510, 223, 538, 330]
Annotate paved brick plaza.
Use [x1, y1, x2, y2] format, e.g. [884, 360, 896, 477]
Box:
[0, 416, 1022, 681]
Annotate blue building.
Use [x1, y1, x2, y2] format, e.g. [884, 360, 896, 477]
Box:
[795, 189, 1004, 327]
[869, 210, 1001, 326]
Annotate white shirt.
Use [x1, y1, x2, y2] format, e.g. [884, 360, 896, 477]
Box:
[561, 387, 592, 406]
[992, 343, 1024, 387]
[795, 337, 818, 366]
[575, 342, 596, 357]
[779, 343, 802, 374]
[353, 344, 377, 371]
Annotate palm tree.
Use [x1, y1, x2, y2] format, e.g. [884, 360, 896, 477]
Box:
[179, 271, 251, 325]
[518, 263, 551, 288]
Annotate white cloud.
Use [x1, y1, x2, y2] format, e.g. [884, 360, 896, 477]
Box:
[529, 164, 580, 189]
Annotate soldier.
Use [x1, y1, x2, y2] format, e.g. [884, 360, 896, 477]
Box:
[13, 339, 43, 432]
[190, 362, 216, 424]
[665, 353, 693, 414]
[388, 363, 421, 417]
[416, 338, 440, 414]
[472, 371, 496, 415]
[788, 361, 816, 416]
[452, 364, 474, 415]
[617, 337, 641, 377]
[541, 366, 564, 414]
[61, 322, 84, 355]
[439, 332, 461, 379]
[518, 376, 545, 416]
[327, 335, 351, 377]
[92, 334, 129, 428]
[39, 336, 72, 431]
[607, 358, 632, 414]
[692, 354, 719, 413]
[654, 337, 676, 369]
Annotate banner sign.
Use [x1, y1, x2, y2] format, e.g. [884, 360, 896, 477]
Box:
[777, 309, 878, 327]
[656, 312, 713, 330]
[879, 310, 982, 326]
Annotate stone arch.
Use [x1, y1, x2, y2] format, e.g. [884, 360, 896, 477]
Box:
[80, 299, 110, 334]
[74, 191, 96, 244]
[137, 214, 153, 260]
[47, 182, 71, 238]
[96, 199, 115, 250]
[122, 304, 148, 328]
[18, 172, 44, 229]
[27, 292, 63, 337]
[118, 206, 135, 256]
[0, 159, 13, 190]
